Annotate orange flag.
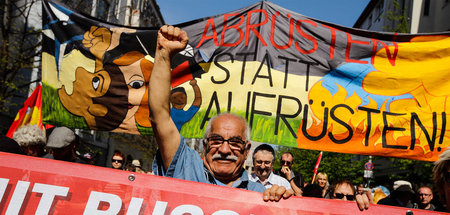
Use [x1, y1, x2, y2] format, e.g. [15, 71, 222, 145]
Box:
[6, 84, 43, 137]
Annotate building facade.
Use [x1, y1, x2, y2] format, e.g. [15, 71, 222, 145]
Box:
[64, 0, 164, 27]
[354, 0, 450, 33]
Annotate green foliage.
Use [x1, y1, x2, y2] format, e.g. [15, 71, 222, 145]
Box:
[0, 0, 41, 109]
[382, 0, 410, 33]
[0, 0, 42, 133]
[387, 157, 434, 187]
[274, 147, 367, 185]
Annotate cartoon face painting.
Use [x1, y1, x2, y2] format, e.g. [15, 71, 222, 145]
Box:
[58, 67, 111, 129]
[50, 23, 183, 134]
[57, 26, 131, 131]
[110, 51, 153, 133]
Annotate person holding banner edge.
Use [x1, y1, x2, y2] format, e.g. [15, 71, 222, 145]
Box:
[150, 24, 271, 195]
[149, 24, 371, 209]
[250, 144, 293, 192]
[149, 24, 291, 201]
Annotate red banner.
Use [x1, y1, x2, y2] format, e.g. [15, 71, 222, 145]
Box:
[0, 152, 445, 214]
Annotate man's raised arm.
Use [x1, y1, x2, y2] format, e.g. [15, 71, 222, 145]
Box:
[149, 25, 189, 169]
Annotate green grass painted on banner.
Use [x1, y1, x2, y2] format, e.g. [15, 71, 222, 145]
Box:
[43, 83, 301, 145]
[180, 109, 301, 147]
[42, 83, 88, 129]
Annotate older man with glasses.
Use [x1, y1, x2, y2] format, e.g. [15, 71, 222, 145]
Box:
[149, 25, 292, 202]
[250, 144, 292, 192]
[417, 186, 436, 210]
[149, 25, 372, 209]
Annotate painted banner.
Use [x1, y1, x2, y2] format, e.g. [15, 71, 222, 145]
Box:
[0, 152, 446, 214]
[41, 0, 450, 161]
[6, 84, 43, 138]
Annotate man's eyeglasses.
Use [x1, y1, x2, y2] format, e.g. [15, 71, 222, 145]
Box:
[255, 160, 272, 166]
[419, 193, 432, 197]
[206, 135, 246, 151]
[334, 193, 355, 201]
[112, 159, 123, 163]
[281, 160, 292, 165]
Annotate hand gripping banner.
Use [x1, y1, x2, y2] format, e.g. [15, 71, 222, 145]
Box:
[42, 0, 450, 161]
[0, 152, 447, 214]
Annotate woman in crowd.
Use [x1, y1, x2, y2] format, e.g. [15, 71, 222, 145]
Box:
[111, 150, 125, 170]
[315, 172, 329, 197]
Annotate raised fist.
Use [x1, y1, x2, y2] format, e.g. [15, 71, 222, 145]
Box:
[83, 26, 112, 59]
[157, 25, 189, 57]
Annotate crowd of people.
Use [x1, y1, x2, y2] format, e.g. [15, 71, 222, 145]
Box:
[0, 124, 151, 174]
[247, 142, 448, 212]
[1, 24, 449, 213]
[111, 150, 151, 174]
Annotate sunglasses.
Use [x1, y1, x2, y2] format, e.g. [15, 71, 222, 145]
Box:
[112, 159, 123, 163]
[281, 160, 292, 165]
[334, 193, 355, 201]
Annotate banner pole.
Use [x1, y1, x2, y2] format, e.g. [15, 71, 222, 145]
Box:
[311, 151, 323, 184]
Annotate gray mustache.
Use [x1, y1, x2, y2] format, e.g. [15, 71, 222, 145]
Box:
[212, 154, 238, 161]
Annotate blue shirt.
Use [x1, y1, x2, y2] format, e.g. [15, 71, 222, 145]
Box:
[170, 106, 199, 131]
[152, 136, 265, 193]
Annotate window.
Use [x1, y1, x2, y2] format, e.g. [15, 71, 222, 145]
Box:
[376, 0, 384, 17]
[375, 0, 384, 22]
[423, 0, 430, 16]
[96, 0, 110, 21]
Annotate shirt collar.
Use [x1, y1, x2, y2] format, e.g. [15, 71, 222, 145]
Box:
[231, 169, 250, 188]
[250, 171, 273, 185]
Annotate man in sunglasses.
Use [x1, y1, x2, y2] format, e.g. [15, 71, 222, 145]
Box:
[149, 25, 292, 202]
[330, 180, 356, 201]
[274, 152, 304, 196]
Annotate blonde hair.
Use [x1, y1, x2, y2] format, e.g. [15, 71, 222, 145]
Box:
[12, 125, 46, 147]
[433, 148, 450, 200]
[315, 172, 328, 183]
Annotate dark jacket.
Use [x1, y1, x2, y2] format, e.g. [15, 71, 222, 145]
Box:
[273, 169, 304, 189]
[377, 196, 415, 208]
